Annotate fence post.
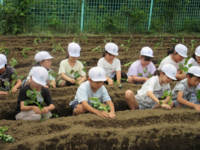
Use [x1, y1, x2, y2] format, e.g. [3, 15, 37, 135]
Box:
[1, 0, 3, 5]
[81, 0, 85, 32]
[148, 0, 154, 30]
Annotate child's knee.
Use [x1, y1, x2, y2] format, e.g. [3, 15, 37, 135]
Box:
[58, 80, 66, 87]
[76, 104, 87, 114]
[127, 76, 133, 83]
[125, 90, 133, 99]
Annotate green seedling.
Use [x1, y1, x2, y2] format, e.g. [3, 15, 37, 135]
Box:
[104, 34, 112, 43]
[159, 36, 163, 46]
[140, 37, 145, 43]
[161, 91, 172, 105]
[122, 37, 133, 51]
[73, 33, 79, 43]
[89, 97, 111, 113]
[70, 68, 86, 86]
[0, 71, 24, 94]
[24, 89, 58, 121]
[0, 126, 14, 143]
[47, 31, 65, 53]
[154, 42, 160, 51]
[92, 46, 104, 52]
[138, 73, 142, 76]
[124, 61, 134, 67]
[22, 46, 32, 58]
[80, 61, 87, 66]
[0, 42, 9, 56]
[191, 40, 197, 51]
[196, 90, 200, 101]
[48, 70, 57, 88]
[171, 38, 178, 43]
[81, 35, 88, 43]
[143, 68, 153, 78]
[179, 57, 192, 74]
[33, 36, 42, 44]
[9, 58, 17, 68]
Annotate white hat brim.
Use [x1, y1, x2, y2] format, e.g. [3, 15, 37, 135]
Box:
[165, 72, 177, 80]
[195, 52, 200, 57]
[32, 76, 46, 86]
[0, 63, 5, 69]
[178, 53, 188, 58]
[142, 54, 154, 57]
[69, 52, 80, 57]
[106, 51, 118, 56]
[91, 77, 107, 82]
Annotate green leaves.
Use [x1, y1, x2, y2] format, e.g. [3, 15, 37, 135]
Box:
[9, 58, 17, 68]
[92, 46, 103, 52]
[0, 126, 15, 143]
[161, 91, 172, 105]
[124, 61, 134, 67]
[90, 97, 111, 113]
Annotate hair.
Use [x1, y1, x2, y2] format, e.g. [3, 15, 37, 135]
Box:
[187, 73, 200, 79]
[153, 70, 165, 77]
[167, 45, 178, 55]
[141, 55, 152, 61]
[102, 50, 108, 57]
[192, 53, 197, 61]
[34, 60, 44, 67]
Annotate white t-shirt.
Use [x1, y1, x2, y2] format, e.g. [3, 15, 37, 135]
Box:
[26, 66, 55, 81]
[158, 55, 185, 70]
[58, 59, 86, 79]
[186, 58, 200, 67]
[135, 76, 171, 102]
[69, 81, 111, 106]
[97, 57, 121, 78]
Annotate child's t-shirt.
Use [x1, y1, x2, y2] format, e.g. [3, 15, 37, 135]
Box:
[186, 58, 200, 67]
[127, 60, 156, 77]
[0, 65, 16, 90]
[135, 76, 171, 102]
[58, 59, 86, 80]
[26, 66, 55, 82]
[158, 55, 185, 70]
[97, 57, 121, 79]
[69, 81, 111, 106]
[172, 78, 198, 101]
[15, 84, 54, 115]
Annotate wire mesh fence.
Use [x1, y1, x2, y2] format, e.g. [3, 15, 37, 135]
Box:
[1, 0, 200, 33]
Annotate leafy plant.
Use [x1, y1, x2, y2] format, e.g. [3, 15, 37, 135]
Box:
[92, 46, 104, 52]
[121, 37, 133, 51]
[48, 70, 57, 88]
[179, 63, 192, 74]
[142, 68, 152, 78]
[0, 126, 14, 143]
[191, 40, 197, 51]
[171, 38, 178, 43]
[140, 37, 145, 43]
[47, 31, 65, 53]
[81, 35, 88, 43]
[70, 68, 86, 86]
[80, 61, 87, 66]
[89, 97, 110, 113]
[73, 34, 79, 43]
[161, 91, 172, 105]
[104, 34, 112, 43]
[24, 89, 58, 121]
[0, 71, 24, 94]
[22, 46, 32, 58]
[124, 61, 134, 67]
[9, 58, 17, 68]
[0, 42, 9, 56]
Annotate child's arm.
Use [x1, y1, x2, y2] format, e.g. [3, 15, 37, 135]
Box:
[147, 91, 171, 109]
[50, 80, 56, 88]
[106, 100, 115, 118]
[176, 71, 186, 80]
[77, 75, 86, 85]
[12, 79, 22, 93]
[106, 76, 114, 85]
[177, 91, 200, 111]
[131, 75, 149, 83]
[116, 71, 121, 84]
[82, 101, 109, 118]
[61, 73, 76, 84]
[42, 104, 55, 113]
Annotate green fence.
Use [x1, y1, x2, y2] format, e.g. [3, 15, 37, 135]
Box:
[2, 0, 200, 33]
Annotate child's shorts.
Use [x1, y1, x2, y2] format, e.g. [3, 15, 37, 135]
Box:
[70, 101, 79, 113]
[173, 94, 200, 106]
[135, 95, 157, 110]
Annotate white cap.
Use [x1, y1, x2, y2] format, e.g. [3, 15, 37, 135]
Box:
[140, 47, 154, 57]
[175, 44, 188, 58]
[195, 46, 200, 57]
[89, 67, 106, 81]
[35, 51, 54, 62]
[68, 42, 81, 57]
[105, 43, 118, 56]
[161, 64, 177, 80]
[187, 66, 200, 77]
[0, 54, 7, 69]
[31, 67, 48, 85]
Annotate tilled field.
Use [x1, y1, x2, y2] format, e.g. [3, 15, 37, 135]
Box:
[0, 35, 200, 150]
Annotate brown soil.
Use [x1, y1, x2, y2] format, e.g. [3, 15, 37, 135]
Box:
[0, 35, 199, 150]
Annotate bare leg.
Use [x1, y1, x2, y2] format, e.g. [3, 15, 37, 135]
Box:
[57, 79, 66, 87]
[73, 104, 87, 116]
[125, 90, 139, 110]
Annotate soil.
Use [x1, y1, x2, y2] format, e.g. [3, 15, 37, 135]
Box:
[0, 35, 200, 150]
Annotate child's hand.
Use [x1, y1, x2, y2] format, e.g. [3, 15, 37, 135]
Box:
[97, 111, 109, 118]
[33, 106, 42, 114]
[42, 107, 49, 113]
[108, 79, 114, 85]
[0, 91, 7, 95]
[70, 79, 76, 84]
[161, 104, 171, 110]
[194, 104, 200, 111]
[12, 87, 18, 93]
[108, 112, 115, 118]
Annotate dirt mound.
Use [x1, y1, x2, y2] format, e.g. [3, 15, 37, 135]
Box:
[0, 35, 199, 149]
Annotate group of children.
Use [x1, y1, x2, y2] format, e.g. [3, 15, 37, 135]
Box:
[1, 41, 200, 121]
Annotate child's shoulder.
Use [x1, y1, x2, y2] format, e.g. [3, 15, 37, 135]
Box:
[60, 59, 68, 64]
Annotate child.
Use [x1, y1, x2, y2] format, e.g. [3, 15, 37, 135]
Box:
[158, 44, 188, 81]
[69, 67, 115, 118]
[127, 46, 156, 84]
[125, 64, 177, 110]
[0, 54, 22, 95]
[57, 42, 86, 86]
[186, 46, 200, 67]
[24, 51, 56, 88]
[97, 42, 131, 85]
[15, 67, 55, 121]
[172, 66, 200, 111]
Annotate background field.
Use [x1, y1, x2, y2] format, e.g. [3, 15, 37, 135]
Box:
[0, 35, 200, 150]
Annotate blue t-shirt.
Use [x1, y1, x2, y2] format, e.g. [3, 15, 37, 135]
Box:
[69, 81, 111, 106]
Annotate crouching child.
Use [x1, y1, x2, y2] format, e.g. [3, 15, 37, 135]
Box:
[15, 67, 55, 121]
[172, 66, 200, 111]
[69, 67, 115, 118]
